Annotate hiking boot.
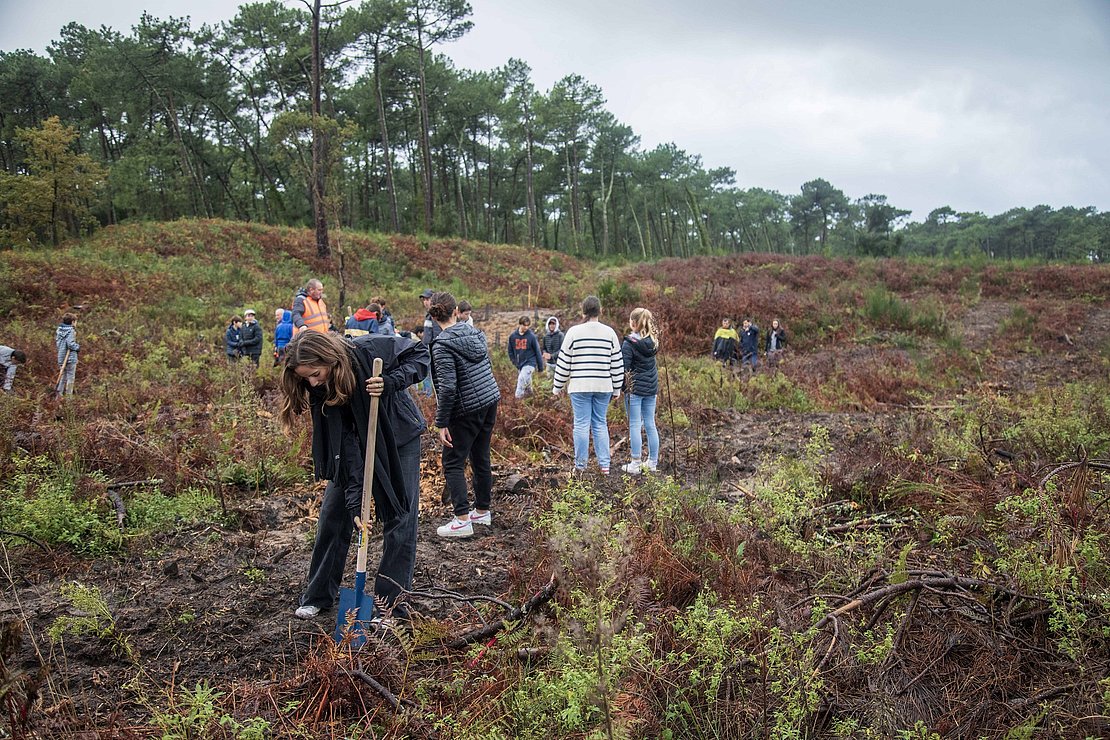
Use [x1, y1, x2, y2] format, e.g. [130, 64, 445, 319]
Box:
[469, 509, 492, 526]
[621, 460, 642, 475]
[436, 517, 474, 538]
[294, 604, 321, 620]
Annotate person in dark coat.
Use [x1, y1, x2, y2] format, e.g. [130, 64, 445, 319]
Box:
[739, 318, 760, 373]
[765, 318, 788, 365]
[225, 316, 243, 361]
[428, 291, 501, 538]
[621, 308, 660, 475]
[278, 330, 430, 621]
[240, 309, 263, 366]
[541, 316, 564, 378]
[507, 315, 544, 399]
[712, 318, 739, 369]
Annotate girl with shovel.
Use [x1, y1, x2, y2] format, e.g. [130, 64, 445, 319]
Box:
[278, 330, 429, 623]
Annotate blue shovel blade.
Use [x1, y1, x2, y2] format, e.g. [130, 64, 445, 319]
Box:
[334, 571, 375, 646]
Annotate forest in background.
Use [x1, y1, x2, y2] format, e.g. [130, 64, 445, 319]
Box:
[1, 0, 1108, 261]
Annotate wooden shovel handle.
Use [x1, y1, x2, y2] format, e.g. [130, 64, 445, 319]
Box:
[355, 358, 383, 573]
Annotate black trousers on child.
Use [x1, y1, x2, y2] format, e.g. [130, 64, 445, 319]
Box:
[442, 402, 498, 518]
[300, 435, 420, 612]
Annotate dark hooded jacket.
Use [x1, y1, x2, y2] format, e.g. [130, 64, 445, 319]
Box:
[430, 322, 500, 429]
[542, 316, 564, 364]
[309, 334, 430, 518]
[621, 333, 659, 397]
[240, 318, 263, 357]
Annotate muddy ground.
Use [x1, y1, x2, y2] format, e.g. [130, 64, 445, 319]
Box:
[2, 301, 1107, 734]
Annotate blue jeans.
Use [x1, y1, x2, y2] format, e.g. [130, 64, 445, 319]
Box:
[627, 394, 659, 464]
[570, 392, 612, 470]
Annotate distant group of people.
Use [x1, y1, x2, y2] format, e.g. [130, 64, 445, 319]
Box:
[712, 317, 788, 373]
[1, 311, 82, 398]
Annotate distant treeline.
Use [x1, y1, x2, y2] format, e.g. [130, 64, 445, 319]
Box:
[1, 1, 1106, 261]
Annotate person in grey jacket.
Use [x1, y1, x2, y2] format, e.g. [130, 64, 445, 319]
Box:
[428, 291, 501, 538]
[55, 312, 80, 396]
[0, 346, 26, 392]
[541, 316, 564, 378]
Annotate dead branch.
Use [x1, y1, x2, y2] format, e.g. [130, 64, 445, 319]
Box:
[812, 575, 1038, 631]
[377, 574, 515, 612]
[349, 667, 405, 711]
[445, 574, 559, 649]
[0, 530, 49, 553]
[1006, 684, 1075, 711]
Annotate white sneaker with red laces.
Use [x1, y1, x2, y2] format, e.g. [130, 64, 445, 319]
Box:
[436, 517, 474, 538]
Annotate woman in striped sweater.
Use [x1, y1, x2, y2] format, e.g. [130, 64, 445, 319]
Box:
[552, 295, 624, 474]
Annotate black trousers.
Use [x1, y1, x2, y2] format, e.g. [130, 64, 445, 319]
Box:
[300, 435, 420, 611]
[442, 402, 498, 517]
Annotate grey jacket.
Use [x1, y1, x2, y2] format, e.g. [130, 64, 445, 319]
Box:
[55, 324, 80, 365]
[0, 346, 18, 391]
[430, 322, 500, 428]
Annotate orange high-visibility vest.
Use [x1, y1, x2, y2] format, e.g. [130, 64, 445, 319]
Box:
[297, 296, 330, 334]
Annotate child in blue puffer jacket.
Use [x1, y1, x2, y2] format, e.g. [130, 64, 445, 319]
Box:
[273, 309, 293, 366]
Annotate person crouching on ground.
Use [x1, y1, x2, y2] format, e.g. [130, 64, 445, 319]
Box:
[428, 291, 501, 538]
[507, 315, 544, 399]
[279, 329, 429, 621]
[0, 346, 26, 393]
[552, 295, 624, 475]
[621, 307, 660, 475]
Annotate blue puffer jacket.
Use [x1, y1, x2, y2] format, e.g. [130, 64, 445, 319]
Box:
[621, 333, 659, 397]
[431, 322, 501, 428]
[274, 310, 294, 350]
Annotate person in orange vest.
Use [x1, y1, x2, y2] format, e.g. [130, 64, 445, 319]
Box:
[292, 279, 331, 335]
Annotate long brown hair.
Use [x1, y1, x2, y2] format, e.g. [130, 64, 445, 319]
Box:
[629, 307, 659, 349]
[277, 331, 356, 432]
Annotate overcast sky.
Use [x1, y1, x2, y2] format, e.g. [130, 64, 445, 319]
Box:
[3, 0, 1108, 220]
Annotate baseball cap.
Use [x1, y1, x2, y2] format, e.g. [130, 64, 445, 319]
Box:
[419, 289, 434, 299]
[244, 308, 256, 316]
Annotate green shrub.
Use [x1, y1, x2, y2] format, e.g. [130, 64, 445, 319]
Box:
[0, 456, 120, 554]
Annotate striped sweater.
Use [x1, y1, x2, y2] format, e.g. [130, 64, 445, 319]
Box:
[552, 319, 624, 395]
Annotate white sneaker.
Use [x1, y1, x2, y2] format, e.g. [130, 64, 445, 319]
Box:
[622, 460, 642, 475]
[643, 460, 658, 473]
[294, 604, 321, 619]
[437, 517, 474, 538]
[469, 509, 492, 525]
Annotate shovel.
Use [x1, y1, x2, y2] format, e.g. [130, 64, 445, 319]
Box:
[51, 348, 71, 399]
[334, 357, 383, 647]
